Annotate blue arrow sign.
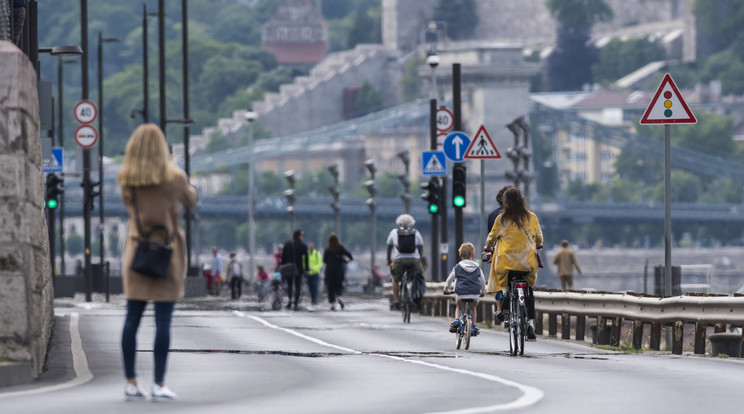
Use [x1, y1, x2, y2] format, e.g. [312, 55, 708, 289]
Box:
[43, 147, 64, 172]
[422, 151, 446, 176]
[443, 132, 470, 162]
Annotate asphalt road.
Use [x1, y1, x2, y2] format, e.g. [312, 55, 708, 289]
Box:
[1, 296, 742, 413]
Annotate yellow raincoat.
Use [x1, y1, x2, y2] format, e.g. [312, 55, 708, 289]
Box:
[485, 211, 543, 293]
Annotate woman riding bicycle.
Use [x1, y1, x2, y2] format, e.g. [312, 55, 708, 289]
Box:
[483, 187, 543, 341]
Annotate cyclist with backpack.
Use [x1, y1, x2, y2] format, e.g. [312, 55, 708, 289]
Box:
[386, 214, 425, 310]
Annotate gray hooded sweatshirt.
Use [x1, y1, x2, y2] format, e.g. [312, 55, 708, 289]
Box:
[444, 259, 486, 300]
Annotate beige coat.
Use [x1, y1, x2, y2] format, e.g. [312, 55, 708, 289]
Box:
[121, 169, 198, 301]
[553, 247, 582, 277]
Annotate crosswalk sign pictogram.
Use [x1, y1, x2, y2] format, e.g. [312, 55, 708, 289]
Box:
[422, 151, 446, 176]
[640, 73, 697, 124]
[464, 125, 502, 159]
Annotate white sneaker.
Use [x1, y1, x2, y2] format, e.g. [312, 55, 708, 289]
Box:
[124, 383, 147, 401]
[151, 384, 177, 402]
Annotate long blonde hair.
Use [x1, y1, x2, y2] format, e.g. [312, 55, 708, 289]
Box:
[117, 124, 176, 186]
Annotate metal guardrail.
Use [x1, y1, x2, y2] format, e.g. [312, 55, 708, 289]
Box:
[387, 284, 744, 356]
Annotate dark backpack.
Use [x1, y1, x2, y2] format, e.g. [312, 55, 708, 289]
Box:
[397, 229, 417, 254]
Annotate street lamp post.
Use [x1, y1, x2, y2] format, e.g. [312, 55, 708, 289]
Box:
[245, 111, 258, 281]
[327, 164, 340, 236]
[97, 32, 118, 303]
[80, 0, 94, 302]
[284, 170, 296, 234]
[397, 150, 411, 214]
[131, 4, 159, 122]
[57, 56, 78, 277]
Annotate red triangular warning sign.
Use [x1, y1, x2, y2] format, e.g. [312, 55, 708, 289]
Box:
[464, 125, 502, 159]
[640, 73, 697, 124]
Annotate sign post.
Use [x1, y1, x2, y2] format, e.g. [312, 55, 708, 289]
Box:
[640, 73, 696, 296]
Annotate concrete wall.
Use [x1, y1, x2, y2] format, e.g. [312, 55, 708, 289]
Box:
[0, 41, 54, 381]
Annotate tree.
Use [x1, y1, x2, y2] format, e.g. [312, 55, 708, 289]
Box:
[399, 57, 425, 102]
[353, 81, 383, 117]
[67, 233, 83, 256]
[546, 0, 614, 91]
[347, 9, 382, 48]
[432, 0, 479, 40]
[592, 37, 667, 85]
[700, 52, 744, 95]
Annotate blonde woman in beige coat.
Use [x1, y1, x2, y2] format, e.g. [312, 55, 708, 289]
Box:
[117, 124, 198, 402]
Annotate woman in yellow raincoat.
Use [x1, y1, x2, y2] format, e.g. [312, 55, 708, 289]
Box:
[483, 187, 543, 340]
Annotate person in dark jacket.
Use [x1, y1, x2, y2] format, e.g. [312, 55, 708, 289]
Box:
[281, 229, 309, 310]
[323, 232, 353, 311]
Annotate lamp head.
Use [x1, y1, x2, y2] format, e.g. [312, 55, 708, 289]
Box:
[426, 54, 440, 68]
[244, 111, 258, 123]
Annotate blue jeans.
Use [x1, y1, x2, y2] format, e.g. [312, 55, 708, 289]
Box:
[121, 300, 175, 383]
[306, 273, 319, 304]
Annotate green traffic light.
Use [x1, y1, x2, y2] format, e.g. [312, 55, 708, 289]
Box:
[47, 199, 58, 209]
[453, 195, 465, 208]
[428, 204, 439, 214]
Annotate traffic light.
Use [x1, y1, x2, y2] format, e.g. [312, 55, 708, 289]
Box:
[45, 174, 64, 209]
[420, 177, 441, 214]
[452, 163, 466, 208]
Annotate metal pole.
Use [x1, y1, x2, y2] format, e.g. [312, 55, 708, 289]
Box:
[664, 124, 672, 296]
[58, 57, 66, 276]
[369, 204, 376, 291]
[97, 32, 105, 301]
[248, 121, 255, 281]
[142, 3, 149, 123]
[479, 159, 485, 254]
[452, 63, 463, 260]
[429, 98, 439, 281]
[182, 0, 192, 270]
[158, 0, 165, 133]
[81, 0, 93, 302]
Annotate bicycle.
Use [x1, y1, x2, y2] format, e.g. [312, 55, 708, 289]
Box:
[399, 264, 424, 323]
[504, 271, 530, 356]
[443, 292, 476, 350]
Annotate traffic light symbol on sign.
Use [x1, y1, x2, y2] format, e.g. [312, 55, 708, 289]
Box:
[452, 164, 466, 208]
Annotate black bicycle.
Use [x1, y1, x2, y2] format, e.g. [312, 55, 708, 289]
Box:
[444, 292, 475, 349]
[504, 272, 530, 356]
[399, 264, 424, 323]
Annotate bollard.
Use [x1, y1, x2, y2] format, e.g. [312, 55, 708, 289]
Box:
[708, 333, 742, 357]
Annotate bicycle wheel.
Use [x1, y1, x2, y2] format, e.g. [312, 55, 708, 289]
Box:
[401, 282, 412, 323]
[518, 305, 526, 356]
[455, 323, 463, 349]
[509, 296, 519, 356]
[464, 317, 473, 350]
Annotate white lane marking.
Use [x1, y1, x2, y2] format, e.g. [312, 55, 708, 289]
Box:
[0, 313, 94, 399]
[235, 311, 544, 412]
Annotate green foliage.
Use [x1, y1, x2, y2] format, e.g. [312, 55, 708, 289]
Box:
[592, 37, 667, 85]
[531, 123, 559, 199]
[651, 170, 702, 203]
[433, 0, 479, 40]
[354, 81, 384, 117]
[67, 232, 83, 256]
[399, 57, 426, 102]
[108, 232, 120, 256]
[700, 52, 744, 95]
[546, 0, 614, 28]
[325, 1, 381, 51]
[545, 0, 613, 91]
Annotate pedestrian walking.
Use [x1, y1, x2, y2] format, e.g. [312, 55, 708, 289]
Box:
[209, 247, 223, 296]
[254, 263, 270, 302]
[323, 233, 353, 311]
[305, 242, 323, 307]
[553, 240, 582, 290]
[281, 229, 309, 310]
[226, 252, 244, 299]
[117, 124, 198, 402]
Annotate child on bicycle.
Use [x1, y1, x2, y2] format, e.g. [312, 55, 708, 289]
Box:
[443, 243, 486, 336]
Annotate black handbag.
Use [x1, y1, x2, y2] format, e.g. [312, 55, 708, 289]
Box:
[278, 240, 298, 278]
[129, 188, 172, 279]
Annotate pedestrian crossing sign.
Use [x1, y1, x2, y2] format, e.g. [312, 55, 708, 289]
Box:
[464, 125, 501, 159]
[422, 151, 446, 176]
[640, 73, 697, 124]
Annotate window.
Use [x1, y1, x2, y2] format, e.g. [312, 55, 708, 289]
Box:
[301, 27, 312, 40]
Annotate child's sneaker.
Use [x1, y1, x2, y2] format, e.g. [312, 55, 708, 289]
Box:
[151, 384, 177, 402]
[124, 383, 147, 402]
[449, 320, 460, 333]
[471, 326, 480, 336]
[494, 311, 505, 323]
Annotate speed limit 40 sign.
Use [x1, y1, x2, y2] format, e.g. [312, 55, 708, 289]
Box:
[74, 100, 98, 124]
[436, 107, 453, 132]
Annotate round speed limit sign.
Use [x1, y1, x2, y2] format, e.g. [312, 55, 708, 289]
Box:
[74, 124, 99, 148]
[74, 100, 98, 124]
[436, 107, 454, 132]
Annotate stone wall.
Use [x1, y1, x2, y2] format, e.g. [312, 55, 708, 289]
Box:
[0, 41, 54, 380]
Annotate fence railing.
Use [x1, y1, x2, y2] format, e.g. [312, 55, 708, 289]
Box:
[387, 283, 744, 356]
